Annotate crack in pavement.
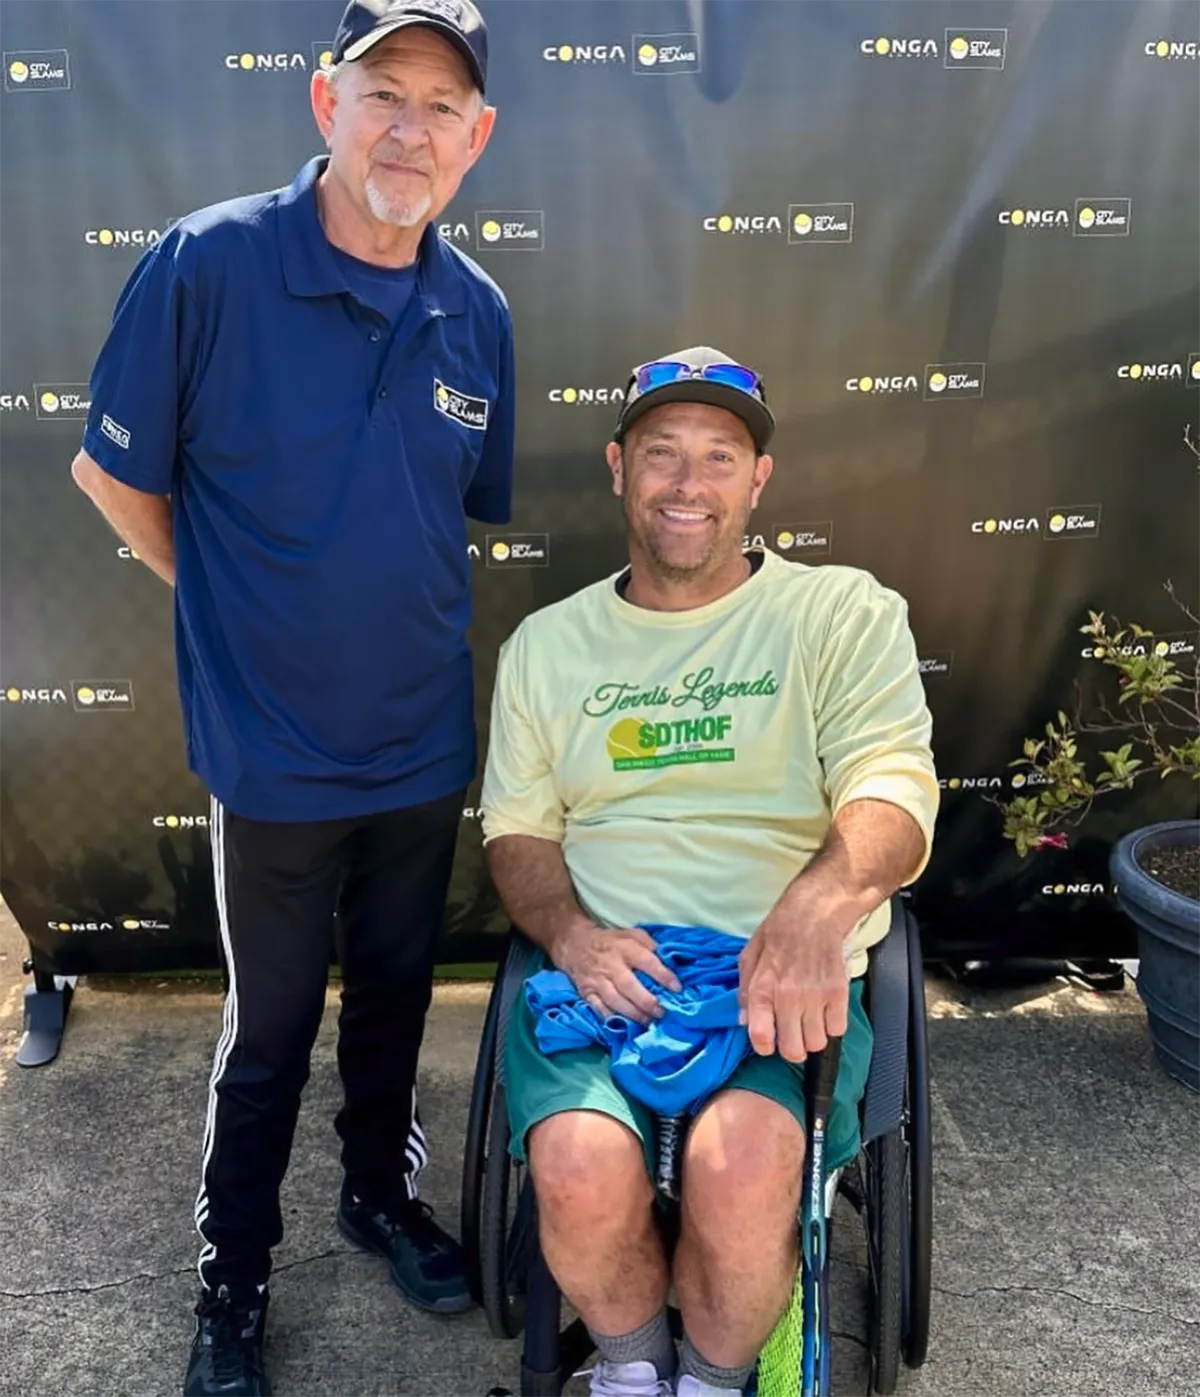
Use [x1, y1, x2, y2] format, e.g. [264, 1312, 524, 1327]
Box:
[933, 1281, 1199, 1327]
[0, 1246, 354, 1300]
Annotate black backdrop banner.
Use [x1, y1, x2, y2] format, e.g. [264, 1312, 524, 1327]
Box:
[1, 1, 1198, 975]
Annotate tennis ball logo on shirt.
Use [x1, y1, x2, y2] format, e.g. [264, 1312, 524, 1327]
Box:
[607, 717, 656, 761]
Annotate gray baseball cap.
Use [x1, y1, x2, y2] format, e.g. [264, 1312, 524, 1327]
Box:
[612, 346, 776, 453]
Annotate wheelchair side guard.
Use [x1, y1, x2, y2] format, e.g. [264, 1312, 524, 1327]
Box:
[495, 930, 543, 1088]
[860, 897, 911, 1147]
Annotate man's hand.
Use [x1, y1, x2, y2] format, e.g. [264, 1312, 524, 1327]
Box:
[551, 921, 682, 1026]
[737, 905, 850, 1062]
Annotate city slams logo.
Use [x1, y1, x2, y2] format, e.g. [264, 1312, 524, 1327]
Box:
[4, 49, 71, 91]
[542, 32, 701, 73]
[433, 378, 488, 430]
[918, 651, 954, 678]
[845, 364, 985, 399]
[72, 680, 135, 711]
[486, 534, 549, 568]
[35, 384, 90, 419]
[1144, 39, 1199, 60]
[476, 211, 544, 251]
[859, 29, 1007, 69]
[772, 523, 833, 557]
[998, 198, 1132, 235]
[607, 713, 736, 771]
[970, 506, 1101, 540]
[703, 204, 854, 244]
[1116, 354, 1200, 384]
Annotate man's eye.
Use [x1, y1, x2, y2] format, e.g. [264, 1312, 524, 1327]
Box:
[370, 90, 399, 102]
[433, 102, 458, 117]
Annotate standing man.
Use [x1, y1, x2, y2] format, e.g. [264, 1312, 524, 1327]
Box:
[71, 3, 508, 1392]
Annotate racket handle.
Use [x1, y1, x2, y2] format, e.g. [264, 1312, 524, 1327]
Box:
[806, 1037, 843, 1123]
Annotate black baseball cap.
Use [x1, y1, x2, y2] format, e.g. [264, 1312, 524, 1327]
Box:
[613, 347, 776, 454]
[332, 0, 489, 94]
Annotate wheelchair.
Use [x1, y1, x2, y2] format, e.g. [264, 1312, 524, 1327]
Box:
[460, 897, 933, 1396]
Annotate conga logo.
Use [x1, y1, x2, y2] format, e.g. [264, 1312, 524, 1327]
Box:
[998, 207, 1071, 230]
[1082, 632, 1197, 660]
[85, 227, 166, 249]
[1040, 882, 1108, 897]
[1117, 356, 1199, 383]
[1074, 198, 1132, 236]
[0, 391, 31, 412]
[971, 516, 1040, 536]
[548, 386, 627, 405]
[71, 679, 135, 711]
[224, 52, 308, 72]
[35, 384, 91, 419]
[938, 775, 1003, 791]
[475, 211, 544, 251]
[1144, 40, 1199, 60]
[0, 685, 68, 704]
[541, 44, 628, 65]
[860, 30, 1007, 69]
[607, 714, 736, 771]
[152, 814, 210, 829]
[4, 49, 71, 91]
[704, 212, 784, 236]
[49, 917, 169, 934]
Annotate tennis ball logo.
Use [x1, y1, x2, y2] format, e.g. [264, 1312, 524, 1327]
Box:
[776, 530, 795, 550]
[319, 49, 334, 71]
[1010, 773, 1026, 788]
[436, 385, 450, 409]
[122, 918, 140, 930]
[1127, 364, 1143, 379]
[982, 519, 998, 534]
[76, 686, 96, 706]
[638, 44, 658, 66]
[1157, 40, 1170, 58]
[928, 372, 948, 393]
[1192, 360, 1200, 381]
[949, 36, 969, 60]
[481, 219, 502, 243]
[1155, 641, 1170, 656]
[792, 212, 813, 236]
[560, 388, 578, 403]
[9, 60, 29, 83]
[947, 778, 962, 789]
[1077, 206, 1096, 229]
[491, 541, 511, 561]
[557, 45, 574, 62]
[41, 391, 60, 413]
[858, 376, 874, 393]
[717, 215, 733, 233]
[1048, 513, 1067, 534]
[6, 688, 20, 702]
[875, 38, 890, 55]
[607, 717, 656, 760]
[239, 53, 256, 70]
[1009, 209, 1026, 225]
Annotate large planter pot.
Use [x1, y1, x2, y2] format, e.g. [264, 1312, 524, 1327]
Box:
[1110, 820, 1200, 1092]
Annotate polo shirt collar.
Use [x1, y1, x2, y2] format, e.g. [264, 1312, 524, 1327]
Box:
[276, 155, 465, 315]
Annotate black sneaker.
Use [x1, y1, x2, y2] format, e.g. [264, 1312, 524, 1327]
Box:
[183, 1285, 271, 1396]
[337, 1184, 472, 1314]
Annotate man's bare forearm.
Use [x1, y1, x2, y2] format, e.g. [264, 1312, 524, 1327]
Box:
[71, 450, 175, 586]
[777, 799, 927, 938]
[485, 834, 595, 958]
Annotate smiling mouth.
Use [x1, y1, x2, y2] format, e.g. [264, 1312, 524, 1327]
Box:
[657, 507, 713, 526]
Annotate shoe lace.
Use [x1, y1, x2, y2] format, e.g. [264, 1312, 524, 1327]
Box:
[574, 1362, 674, 1397]
[394, 1199, 451, 1253]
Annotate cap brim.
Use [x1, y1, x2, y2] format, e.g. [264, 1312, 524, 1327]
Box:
[343, 17, 485, 93]
[616, 382, 775, 453]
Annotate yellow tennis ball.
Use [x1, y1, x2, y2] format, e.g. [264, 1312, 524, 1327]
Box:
[607, 717, 652, 760]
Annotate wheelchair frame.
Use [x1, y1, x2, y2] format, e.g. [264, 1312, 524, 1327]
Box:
[461, 897, 933, 1396]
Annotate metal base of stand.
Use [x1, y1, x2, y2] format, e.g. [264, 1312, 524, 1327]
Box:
[933, 956, 1127, 993]
[16, 964, 75, 1067]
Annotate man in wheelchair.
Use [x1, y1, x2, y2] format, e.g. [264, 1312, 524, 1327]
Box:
[479, 348, 938, 1397]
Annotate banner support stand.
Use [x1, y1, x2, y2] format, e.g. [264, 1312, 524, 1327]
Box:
[16, 954, 75, 1068]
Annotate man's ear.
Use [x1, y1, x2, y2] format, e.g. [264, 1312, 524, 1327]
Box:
[750, 453, 774, 508]
[605, 440, 625, 497]
[311, 67, 339, 147]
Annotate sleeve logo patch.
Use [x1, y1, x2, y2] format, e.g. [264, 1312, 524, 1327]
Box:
[434, 378, 489, 431]
[100, 413, 131, 449]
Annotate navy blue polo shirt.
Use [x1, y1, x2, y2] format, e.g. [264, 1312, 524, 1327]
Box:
[82, 156, 515, 822]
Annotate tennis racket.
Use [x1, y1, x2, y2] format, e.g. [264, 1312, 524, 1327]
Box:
[801, 1039, 841, 1397]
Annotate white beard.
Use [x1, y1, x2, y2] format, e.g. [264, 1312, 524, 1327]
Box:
[364, 176, 432, 228]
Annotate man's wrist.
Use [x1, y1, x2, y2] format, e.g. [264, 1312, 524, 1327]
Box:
[775, 868, 883, 941]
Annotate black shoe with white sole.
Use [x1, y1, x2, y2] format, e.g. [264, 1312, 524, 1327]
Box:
[337, 1184, 473, 1314]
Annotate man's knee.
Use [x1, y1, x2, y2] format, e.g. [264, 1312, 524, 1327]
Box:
[683, 1089, 804, 1221]
[529, 1110, 652, 1226]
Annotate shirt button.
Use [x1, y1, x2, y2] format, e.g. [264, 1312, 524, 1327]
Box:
[378, 387, 388, 399]
[369, 329, 381, 342]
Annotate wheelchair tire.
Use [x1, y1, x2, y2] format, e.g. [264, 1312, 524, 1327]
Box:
[865, 1128, 904, 1396]
[903, 914, 933, 1369]
[461, 964, 504, 1304]
[481, 1080, 535, 1339]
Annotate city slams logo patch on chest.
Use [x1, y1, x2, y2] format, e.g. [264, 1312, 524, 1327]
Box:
[583, 665, 780, 771]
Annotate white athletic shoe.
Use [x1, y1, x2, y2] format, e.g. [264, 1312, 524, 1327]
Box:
[675, 1375, 746, 1397]
[581, 1359, 674, 1397]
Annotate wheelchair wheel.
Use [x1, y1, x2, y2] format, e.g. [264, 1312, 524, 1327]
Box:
[461, 958, 504, 1304]
[902, 914, 933, 1370]
[865, 1127, 904, 1395]
[481, 1080, 536, 1338]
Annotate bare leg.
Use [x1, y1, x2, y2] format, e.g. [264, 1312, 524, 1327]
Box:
[528, 1109, 669, 1336]
[674, 1089, 804, 1369]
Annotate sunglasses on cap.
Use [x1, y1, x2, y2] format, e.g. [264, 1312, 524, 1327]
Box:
[629, 359, 767, 400]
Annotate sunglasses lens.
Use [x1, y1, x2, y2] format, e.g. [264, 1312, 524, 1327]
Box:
[702, 365, 759, 394]
[635, 361, 691, 393]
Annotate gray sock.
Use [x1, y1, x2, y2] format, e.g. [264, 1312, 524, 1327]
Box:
[679, 1333, 755, 1393]
[589, 1309, 677, 1380]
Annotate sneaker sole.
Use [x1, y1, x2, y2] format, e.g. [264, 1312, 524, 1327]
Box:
[336, 1211, 474, 1315]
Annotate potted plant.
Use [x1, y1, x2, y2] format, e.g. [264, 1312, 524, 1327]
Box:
[993, 574, 1199, 1091]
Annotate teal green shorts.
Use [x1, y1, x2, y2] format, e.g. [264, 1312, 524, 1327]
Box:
[505, 955, 873, 1176]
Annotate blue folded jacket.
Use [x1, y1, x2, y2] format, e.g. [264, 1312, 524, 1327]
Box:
[523, 924, 752, 1116]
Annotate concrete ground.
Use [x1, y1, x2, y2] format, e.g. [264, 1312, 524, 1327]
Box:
[1, 902, 1197, 1397]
